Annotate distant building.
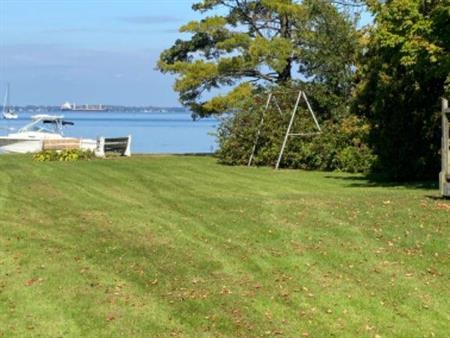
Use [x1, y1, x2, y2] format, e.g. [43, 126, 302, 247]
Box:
[60, 102, 107, 112]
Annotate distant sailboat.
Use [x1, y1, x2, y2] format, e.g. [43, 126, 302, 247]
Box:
[2, 84, 18, 120]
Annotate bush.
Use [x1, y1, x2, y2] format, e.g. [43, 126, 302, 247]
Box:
[337, 146, 376, 173]
[33, 149, 96, 162]
[217, 108, 377, 173]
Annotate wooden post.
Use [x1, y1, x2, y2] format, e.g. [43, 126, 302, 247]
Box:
[440, 98, 449, 197]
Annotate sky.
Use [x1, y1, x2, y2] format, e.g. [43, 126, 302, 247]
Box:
[1, 0, 371, 107]
[0, 0, 202, 106]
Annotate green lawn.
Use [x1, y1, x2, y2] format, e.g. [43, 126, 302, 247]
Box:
[0, 155, 448, 338]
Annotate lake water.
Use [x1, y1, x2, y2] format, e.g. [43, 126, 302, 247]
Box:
[0, 111, 219, 154]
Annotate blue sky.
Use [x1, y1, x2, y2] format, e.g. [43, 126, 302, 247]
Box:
[1, 0, 371, 106]
[1, 0, 201, 106]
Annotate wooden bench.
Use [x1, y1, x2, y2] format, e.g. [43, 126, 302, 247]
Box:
[96, 136, 131, 157]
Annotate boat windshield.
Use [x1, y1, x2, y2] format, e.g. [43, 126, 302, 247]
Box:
[19, 119, 63, 134]
[26, 124, 57, 133]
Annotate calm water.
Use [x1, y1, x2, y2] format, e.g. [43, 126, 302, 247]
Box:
[0, 110, 219, 154]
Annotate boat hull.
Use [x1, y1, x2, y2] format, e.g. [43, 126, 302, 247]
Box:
[0, 137, 98, 154]
[0, 138, 43, 153]
[3, 114, 18, 120]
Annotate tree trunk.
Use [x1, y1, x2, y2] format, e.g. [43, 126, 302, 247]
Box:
[278, 13, 292, 83]
[278, 59, 292, 83]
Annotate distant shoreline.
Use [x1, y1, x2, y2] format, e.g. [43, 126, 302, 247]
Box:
[0, 106, 189, 114]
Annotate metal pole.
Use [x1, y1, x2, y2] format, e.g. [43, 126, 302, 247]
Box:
[302, 91, 321, 132]
[248, 92, 273, 166]
[275, 90, 302, 170]
[272, 96, 284, 116]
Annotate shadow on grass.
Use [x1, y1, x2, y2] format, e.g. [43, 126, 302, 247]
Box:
[425, 194, 450, 201]
[176, 153, 215, 157]
[325, 173, 438, 190]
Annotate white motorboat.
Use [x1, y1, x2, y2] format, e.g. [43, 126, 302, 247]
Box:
[2, 84, 18, 120]
[0, 114, 97, 153]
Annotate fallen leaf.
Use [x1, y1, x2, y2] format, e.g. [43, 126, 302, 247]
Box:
[436, 203, 450, 210]
[25, 277, 42, 286]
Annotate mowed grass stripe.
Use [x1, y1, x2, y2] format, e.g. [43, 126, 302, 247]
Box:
[0, 155, 448, 337]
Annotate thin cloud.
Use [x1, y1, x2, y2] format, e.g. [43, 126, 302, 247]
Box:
[118, 15, 182, 25]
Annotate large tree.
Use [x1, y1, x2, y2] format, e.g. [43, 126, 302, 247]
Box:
[354, 0, 450, 179]
[158, 0, 360, 117]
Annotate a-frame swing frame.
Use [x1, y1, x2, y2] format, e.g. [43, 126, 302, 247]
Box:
[248, 90, 322, 169]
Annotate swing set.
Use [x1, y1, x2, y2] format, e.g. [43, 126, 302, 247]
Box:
[246, 92, 449, 196]
[247, 89, 322, 169]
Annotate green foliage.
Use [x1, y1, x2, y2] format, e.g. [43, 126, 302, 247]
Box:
[217, 90, 376, 173]
[336, 144, 376, 173]
[354, 0, 450, 180]
[33, 149, 96, 162]
[158, 0, 359, 117]
[159, 0, 369, 173]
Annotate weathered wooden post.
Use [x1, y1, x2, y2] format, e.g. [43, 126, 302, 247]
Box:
[440, 98, 450, 197]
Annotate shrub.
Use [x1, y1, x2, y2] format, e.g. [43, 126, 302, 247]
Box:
[217, 109, 377, 173]
[337, 146, 376, 173]
[33, 149, 96, 162]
